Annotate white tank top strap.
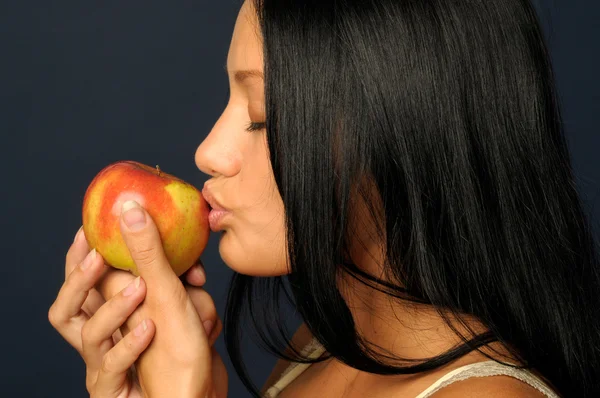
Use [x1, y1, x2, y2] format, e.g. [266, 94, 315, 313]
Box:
[414, 360, 560, 398]
[264, 339, 560, 398]
[263, 338, 326, 398]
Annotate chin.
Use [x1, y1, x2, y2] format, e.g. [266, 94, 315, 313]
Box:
[217, 231, 289, 276]
[219, 228, 289, 277]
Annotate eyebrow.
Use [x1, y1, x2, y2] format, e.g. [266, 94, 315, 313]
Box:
[224, 63, 264, 84]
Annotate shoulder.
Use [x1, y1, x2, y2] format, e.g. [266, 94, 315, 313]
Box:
[428, 375, 548, 397]
[384, 375, 548, 398]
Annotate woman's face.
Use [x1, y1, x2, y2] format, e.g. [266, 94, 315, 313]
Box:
[195, 1, 289, 276]
[196, 1, 382, 278]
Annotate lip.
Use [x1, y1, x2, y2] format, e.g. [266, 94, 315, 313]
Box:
[201, 186, 229, 212]
[208, 209, 230, 232]
[202, 185, 231, 231]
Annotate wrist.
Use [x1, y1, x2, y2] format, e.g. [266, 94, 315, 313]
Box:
[141, 369, 210, 398]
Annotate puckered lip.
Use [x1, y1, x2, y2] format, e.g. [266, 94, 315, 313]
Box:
[201, 185, 228, 212]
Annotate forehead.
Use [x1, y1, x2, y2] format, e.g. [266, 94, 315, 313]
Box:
[227, 1, 263, 72]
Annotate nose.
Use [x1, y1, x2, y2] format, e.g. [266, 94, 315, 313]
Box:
[195, 116, 242, 178]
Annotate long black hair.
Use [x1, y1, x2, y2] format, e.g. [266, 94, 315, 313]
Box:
[222, 1, 600, 396]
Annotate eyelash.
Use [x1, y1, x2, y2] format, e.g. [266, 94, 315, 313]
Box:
[246, 121, 266, 132]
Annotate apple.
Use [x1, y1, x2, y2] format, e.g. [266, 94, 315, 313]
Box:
[82, 160, 210, 276]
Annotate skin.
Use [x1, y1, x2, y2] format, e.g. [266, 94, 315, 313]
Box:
[197, 1, 545, 397]
[195, 2, 285, 278]
[50, 1, 546, 397]
[50, 213, 227, 397]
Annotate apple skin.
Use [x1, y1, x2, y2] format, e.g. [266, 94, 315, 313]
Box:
[82, 160, 210, 277]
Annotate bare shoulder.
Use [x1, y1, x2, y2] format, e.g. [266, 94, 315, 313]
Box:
[260, 322, 314, 393]
[404, 375, 548, 398]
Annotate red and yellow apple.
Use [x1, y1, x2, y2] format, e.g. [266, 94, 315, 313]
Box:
[82, 160, 210, 276]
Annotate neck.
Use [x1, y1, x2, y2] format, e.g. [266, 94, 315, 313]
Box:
[337, 235, 518, 369]
[333, 182, 518, 371]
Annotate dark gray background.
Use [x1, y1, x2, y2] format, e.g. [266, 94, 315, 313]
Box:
[5, 0, 599, 397]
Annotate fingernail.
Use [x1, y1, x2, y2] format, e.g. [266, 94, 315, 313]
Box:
[121, 200, 146, 231]
[123, 276, 141, 296]
[134, 319, 148, 337]
[203, 320, 214, 336]
[80, 248, 96, 270]
[73, 226, 83, 243]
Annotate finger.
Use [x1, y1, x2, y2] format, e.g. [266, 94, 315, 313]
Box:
[65, 226, 106, 317]
[109, 284, 220, 346]
[119, 200, 181, 291]
[112, 329, 124, 346]
[96, 268, 137, 301]
[94, 319, 155, 397]
[183, 262, 206, 286]
[186, 286, 221, 345]
[49, 248, 106, 353]
[96, 268, 143, 337]
[65, 226, 90, 276]
[81, 289, 106, 317]
[207, 317, 223, 347]
[82, 276, 147, 376]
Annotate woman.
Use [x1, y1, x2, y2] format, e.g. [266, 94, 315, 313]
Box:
[49, 0, 600, 397]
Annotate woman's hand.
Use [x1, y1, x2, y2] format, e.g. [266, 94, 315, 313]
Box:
[60, 225, 222, 349]
[100, 199, 227, 397]
[49, 200, 228, 397]
[49, 233, 155, 397]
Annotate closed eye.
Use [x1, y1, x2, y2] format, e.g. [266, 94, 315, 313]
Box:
[246, 121, 266, 132]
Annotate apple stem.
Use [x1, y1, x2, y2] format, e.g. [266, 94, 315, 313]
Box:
[156, 165, 161, 177]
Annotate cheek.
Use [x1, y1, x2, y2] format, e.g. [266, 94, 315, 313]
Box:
[219, 132, 289, 276]
[217, 210, 289, 276]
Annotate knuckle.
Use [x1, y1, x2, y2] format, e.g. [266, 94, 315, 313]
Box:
[201, 290, 217, 313]
[132, 243, 157, 266]
[80, 322, 95, 345]
[204, 301, 218, 320]
[100, 353, 116, 375]
[189, 288, 219, 322]
[213, 318, 223, 339]
[47, 304, 61, 327]
[202, 289, 216, 306]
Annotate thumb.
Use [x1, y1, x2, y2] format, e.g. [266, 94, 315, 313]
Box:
[120, 200, 178, 288]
